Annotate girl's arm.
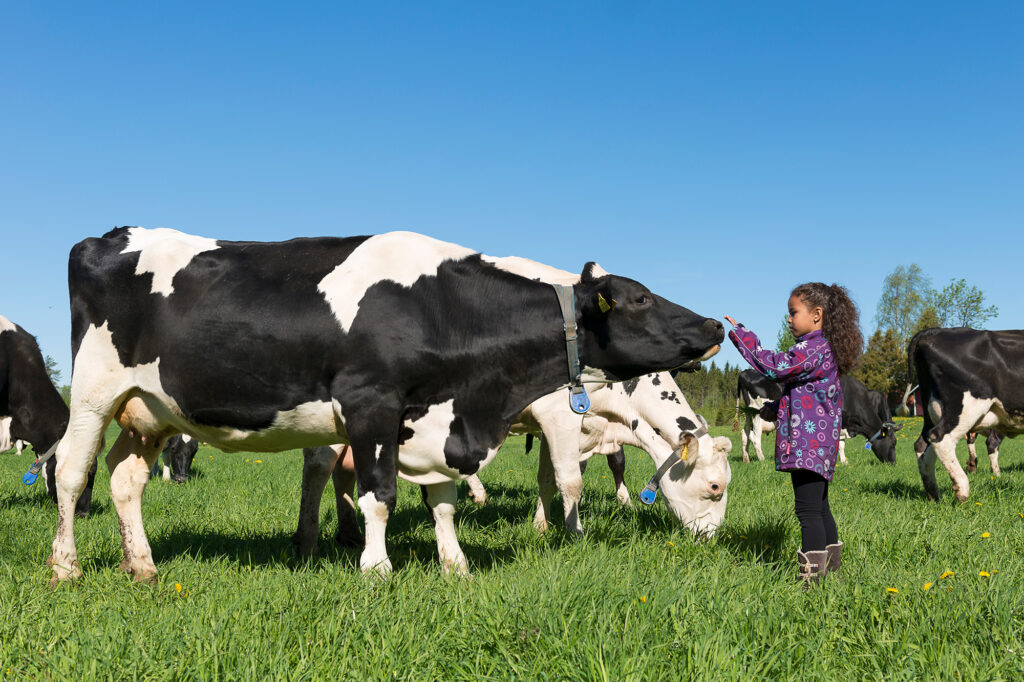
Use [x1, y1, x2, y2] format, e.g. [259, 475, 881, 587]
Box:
[728, 325, 826, 382]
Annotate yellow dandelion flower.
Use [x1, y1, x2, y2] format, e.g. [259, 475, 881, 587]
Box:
[922, 582, 933, 591]
[981, 532, 991, 538]
[939, 571, 954, 579]
[739, 535, 748, 539]
[667, 541, 675, 548]
[885, 587, 899, 594]
[602, 475, 606, 479]
[175, 583, 182, 593]
[639, 595, 648, 603]
[1019, 513, 1023, 518]
[843, 488, 848, 492]
[993, 570, 999, 574]
[979, 571, 991, 577]
[256, 460, 262, 464]
[245, 458, 250, 463]
[975, 502, 982, 506]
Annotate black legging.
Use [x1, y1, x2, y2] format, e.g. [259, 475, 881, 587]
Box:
[790, 469, 838, 551]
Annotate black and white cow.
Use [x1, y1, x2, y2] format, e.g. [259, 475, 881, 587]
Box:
[0, 416, 23, 454]
[736, 369, 782, 463]
[0, 315, 95, 516]
[965, 429, 1004, 476]
[150, 434, 199, 483]
[836, 375, 901, 465]
[49, 227, 724, 583]
[907, 327, 1024, 501]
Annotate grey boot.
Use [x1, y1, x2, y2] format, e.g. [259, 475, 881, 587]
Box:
[825, 542, 843, 579]
[797, 550, 829, 586]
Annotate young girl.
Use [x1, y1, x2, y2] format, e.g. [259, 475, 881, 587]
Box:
[725, 283, 862, 585]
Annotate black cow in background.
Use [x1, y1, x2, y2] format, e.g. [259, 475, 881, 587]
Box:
[150, 434, 199, 483]
[837, 375, 900, 465]
[736, 369, 782, 463]
[0, 315, 96, 516]
[965, 429, 1005, 476]
[907, 327, 1024, 501]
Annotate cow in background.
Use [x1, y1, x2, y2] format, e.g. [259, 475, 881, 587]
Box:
[150, 434, 199, 483]
[0, 315, 95, 516]
[836, 375, 901, 465]
[965, 429, 1004, 476]
[907, 327, 1024, 501]
[736, 369, 781, 462]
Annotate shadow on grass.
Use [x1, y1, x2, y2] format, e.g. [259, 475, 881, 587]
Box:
[714, 518, 790, 564]
[0, 490, 110, 516]
[997, 460, 1024, 474]
[860, 480, 927, 500]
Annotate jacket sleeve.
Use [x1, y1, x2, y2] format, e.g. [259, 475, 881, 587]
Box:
[728, 325, 826, 383]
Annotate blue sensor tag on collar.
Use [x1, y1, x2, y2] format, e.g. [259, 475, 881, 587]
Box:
[864, 442, 872, 450]
[569, 387, 590, 414]
[640, 484, 658, 505]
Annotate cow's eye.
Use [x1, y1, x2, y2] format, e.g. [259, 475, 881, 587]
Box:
[636, 294, 649, 305]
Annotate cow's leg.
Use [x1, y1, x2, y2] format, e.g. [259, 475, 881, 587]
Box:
[965, 432, 978, 473]
[50, 410, 114, 583]
[925, 396, 993, 502]
[608, 448, 630, 506]
[293, 446, 342, 557]
[838, 433, 848, 465]
[751, 416, 766, 461]
[422, 481, 470, 577]
[331, 446, 363, 547]
[740, 416, 751, 463]
[465, 474, 487, 506]
[987, 431, 1003, 477]
[345, 403, 401, 577]
[533, 441, 556, 533]
[106, 430, 163, 583]
[544, 437, 585, 535]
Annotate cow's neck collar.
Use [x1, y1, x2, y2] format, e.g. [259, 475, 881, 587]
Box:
[638, 425, 709, 505]
[22, 439, 59, 486]
[551, 284, 590, 414]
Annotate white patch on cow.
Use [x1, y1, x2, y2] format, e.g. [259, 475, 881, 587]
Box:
[318, 232, 475, 333]
[481, 255, 580, 285]
[357, 491, 392, 576]
[374, 443, 383, 462]
[0, 416, 12, 453]
[587, 263, 610, 278]
[180, 434, 192, 444]
[394, 399, 463, 485]
[121, 227, 219, 297]
[0, 315, 16, 334]
[161, 464, 171, 481]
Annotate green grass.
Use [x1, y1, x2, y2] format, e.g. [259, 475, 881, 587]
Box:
[2, 420, 1024, 680]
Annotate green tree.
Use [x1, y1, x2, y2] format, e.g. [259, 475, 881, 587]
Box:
[44, 355, 62, 387]
[776, 316, 796, 351]
[875, 264, 932, 348]
[930, 278, 999, 328]
[852, 329, 906, 397]
[912, 305, 942, 334]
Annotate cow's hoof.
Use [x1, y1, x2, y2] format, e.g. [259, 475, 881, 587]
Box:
[470, 494, 487, 507]
[441, 558, 471, 578]
[49, 560, 82, 585]
[742, 456, 750, 464]
[966, 464, 977, 473]
[360, 558, 393, 579]
[120, 559, 158, 584]
[954, 491, 969, 503]
[533, 518, 548, 534]
[290, 532, 318, 557]
[563, 525, 584, 537]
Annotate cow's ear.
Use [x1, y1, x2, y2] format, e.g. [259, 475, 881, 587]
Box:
[597, 292, 617, 313]
[581, 262, 610, 283]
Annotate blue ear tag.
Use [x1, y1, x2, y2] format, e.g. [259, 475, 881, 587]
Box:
[23, 459, 43, 485]
[640, 478, 658, 505]
[569, 387, 591, 414]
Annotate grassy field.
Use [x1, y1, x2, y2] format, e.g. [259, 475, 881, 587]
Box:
[2, 418, 1023, 680]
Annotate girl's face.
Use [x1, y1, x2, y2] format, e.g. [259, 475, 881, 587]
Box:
[788, 295, 823, 337]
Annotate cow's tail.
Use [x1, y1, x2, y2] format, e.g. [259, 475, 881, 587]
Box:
[897, 331, 926, 417]
[525, 433, 534, 454]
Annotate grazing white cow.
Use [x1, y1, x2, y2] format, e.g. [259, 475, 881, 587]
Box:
[293, 371, 731, 560]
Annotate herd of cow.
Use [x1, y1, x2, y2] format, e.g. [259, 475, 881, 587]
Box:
[1, 226, 1021, 586]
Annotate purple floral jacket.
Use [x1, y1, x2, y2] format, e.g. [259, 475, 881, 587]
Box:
[729, 325, 843, 481]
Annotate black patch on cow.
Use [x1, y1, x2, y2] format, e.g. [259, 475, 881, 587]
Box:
[661, 390, 681, 404]
[653, 427, 661, 437]
[630, 418, 639, 431]
[676, 416, 696, 433]
[623, 378, 640, 396]
[651, 374, 661, 386]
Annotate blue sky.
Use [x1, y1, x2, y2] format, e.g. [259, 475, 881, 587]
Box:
[2, 1, 1022, 380]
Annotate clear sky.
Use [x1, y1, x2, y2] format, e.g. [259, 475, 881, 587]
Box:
[3, 1, 1022, 381]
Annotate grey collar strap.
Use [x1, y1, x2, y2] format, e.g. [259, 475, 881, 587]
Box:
[639, 425, 709, 505]
[551, 283, 590, 414]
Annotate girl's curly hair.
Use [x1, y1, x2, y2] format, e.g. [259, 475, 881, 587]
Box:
[791, 282, 863, 375]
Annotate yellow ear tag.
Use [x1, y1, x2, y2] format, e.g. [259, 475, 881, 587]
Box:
[598, 293, 612, 313]
[679, 441, 690, 461]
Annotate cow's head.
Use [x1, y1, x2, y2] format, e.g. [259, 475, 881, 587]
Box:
[165, 435, 199, 483]
[866, 421, 901, 464]
[576, 263, 723, 380]
[657, 429, 732, 537]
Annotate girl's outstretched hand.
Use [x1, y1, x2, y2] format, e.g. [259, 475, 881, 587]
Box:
[724, 316, 738, 327]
